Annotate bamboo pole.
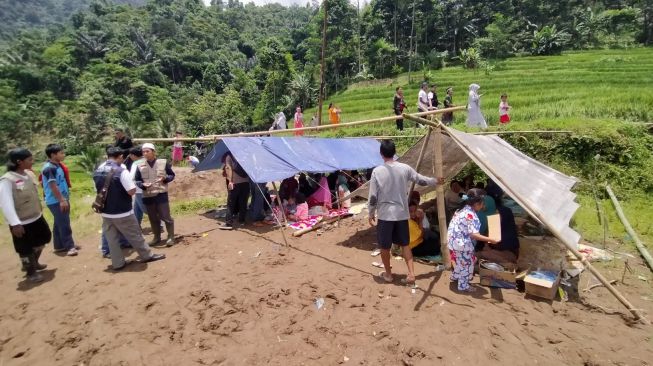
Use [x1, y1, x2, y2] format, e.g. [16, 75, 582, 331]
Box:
[433, 123, 450, 268]
[606, 185, 653, 273]
[271, 181, 290, 247]
[439, 123, 648, 323]
[133, 107, 467, 142]
[408, 129, 432, 195]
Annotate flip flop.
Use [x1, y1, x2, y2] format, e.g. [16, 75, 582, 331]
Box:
[142, 253, 166, 263]
[372, 262, 391, 269]
[377, 271, 393, 283]
[370, 249, 381, 257]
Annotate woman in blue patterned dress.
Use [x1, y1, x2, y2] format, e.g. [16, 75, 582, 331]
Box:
[447, 188, 498, 292]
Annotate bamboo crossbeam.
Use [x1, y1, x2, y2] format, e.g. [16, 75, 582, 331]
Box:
[133, 107, 466, 142]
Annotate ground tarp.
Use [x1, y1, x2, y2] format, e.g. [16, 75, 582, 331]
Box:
[194, 137, 383, 183]
[351, 127, 581, 246]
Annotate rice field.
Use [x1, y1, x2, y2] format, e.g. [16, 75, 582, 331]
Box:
[311, 48, 653, 127]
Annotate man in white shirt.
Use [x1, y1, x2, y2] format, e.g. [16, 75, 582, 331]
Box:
[417, 82, 430, 113]
[0, 148, 52, 282]
[93, 147, 165, 270]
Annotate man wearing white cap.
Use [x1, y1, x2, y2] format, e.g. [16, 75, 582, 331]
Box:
[134, 143, 176, 246]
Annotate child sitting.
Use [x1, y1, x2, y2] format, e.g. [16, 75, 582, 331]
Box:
[287, 193, 309, 222]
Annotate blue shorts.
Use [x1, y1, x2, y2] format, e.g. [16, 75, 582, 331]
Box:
[376, 220, 409, 249]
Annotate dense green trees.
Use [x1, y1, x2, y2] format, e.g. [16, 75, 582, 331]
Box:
[0, 0, 650, 155]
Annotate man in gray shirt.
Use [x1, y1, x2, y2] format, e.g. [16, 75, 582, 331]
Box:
[368, 140, 443, 284]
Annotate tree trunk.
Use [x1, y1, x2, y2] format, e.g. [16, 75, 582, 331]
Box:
[408, 0, 416, 83]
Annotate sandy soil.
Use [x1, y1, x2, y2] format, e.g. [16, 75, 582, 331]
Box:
[1, 211, 652, 366]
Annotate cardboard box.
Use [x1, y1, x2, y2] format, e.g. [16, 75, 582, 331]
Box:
[524, 270, 561, 300]
[479, 260, 517, 289]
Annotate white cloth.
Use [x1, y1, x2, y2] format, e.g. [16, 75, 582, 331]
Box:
[100, 162, 136, 219]
[274, 112, 287, 130]
[418, 89, 429, 111]
[130, 159, 144, 194]
[0, 174, 41, 226]
[466, 84, 487, 128]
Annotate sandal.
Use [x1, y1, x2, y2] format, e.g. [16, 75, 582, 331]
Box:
[142, 253, 166, 263]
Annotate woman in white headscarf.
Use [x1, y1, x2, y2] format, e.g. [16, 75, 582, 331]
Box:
[466, 84, 487, 128]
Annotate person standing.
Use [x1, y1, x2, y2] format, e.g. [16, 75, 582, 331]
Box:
[442, 87, 454, 125]
[293, 106, 304, 136]
[466, 83, 487, 128]
[417, 82, 430, 113]
[393, 87, 407, 131]
[134, 143, 176, 246]
[128, 147, 146, 227]
[115, 128, 134, 169]
[94, 147, 165, 270]
[328, 103, 341, 124]
[172, 131, 184, 167]
[42, 144, 77, 256]
[499, 93, 511, 125]
[0, 148, 52, 282]
[447, 189, 498, 292]
[220, 152, 250, 230]
[368, 140, 443, 284]
[428, 84, 440, 109]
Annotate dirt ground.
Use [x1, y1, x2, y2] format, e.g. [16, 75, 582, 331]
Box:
[167, 167, 226, 201]
[1, 210, 653, 365]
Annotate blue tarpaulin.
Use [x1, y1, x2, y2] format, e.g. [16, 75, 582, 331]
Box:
[194, 137, 383, 183]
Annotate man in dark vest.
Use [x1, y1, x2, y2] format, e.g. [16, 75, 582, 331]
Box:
[0, 148, 52, 282]
[93, 147, 165, 270]
[134, 143, 176, 246]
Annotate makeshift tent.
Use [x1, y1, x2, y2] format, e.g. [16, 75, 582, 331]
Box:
[194, 137, 383, 183]
[351, 127, 581, 245]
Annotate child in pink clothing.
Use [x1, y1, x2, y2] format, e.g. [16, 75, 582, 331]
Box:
[499, 93, 511, 124]
[288, 193, 308, 222]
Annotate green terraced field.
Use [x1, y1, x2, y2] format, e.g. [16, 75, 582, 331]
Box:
[310, 48, 653, 127]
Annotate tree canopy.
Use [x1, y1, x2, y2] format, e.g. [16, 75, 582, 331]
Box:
[0, 0, 651, 155]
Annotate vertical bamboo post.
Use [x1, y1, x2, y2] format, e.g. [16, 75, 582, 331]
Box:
[271, 181, 290, 247]
[434, 124, 450, 267]
[408, 129, 432, 195]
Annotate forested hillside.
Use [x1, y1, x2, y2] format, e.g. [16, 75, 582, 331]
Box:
[0, 0, 651, 155]
[0, 0, 145, 42]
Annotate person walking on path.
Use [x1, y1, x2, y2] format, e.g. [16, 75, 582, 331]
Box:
[393, 87, 407, 131]
[42, 143, 78, 256]
[368, 140, 444, 284]
[220, 152, 250, 230]
[328, 103, 341, 124]
[293, 106, 304, 136]
[442, 87, 454, 125]
[134, 143, 176, 246]
[466, 83, 487, 128]
[94, 147, 165, 270]
[0, 148, 52, 282]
